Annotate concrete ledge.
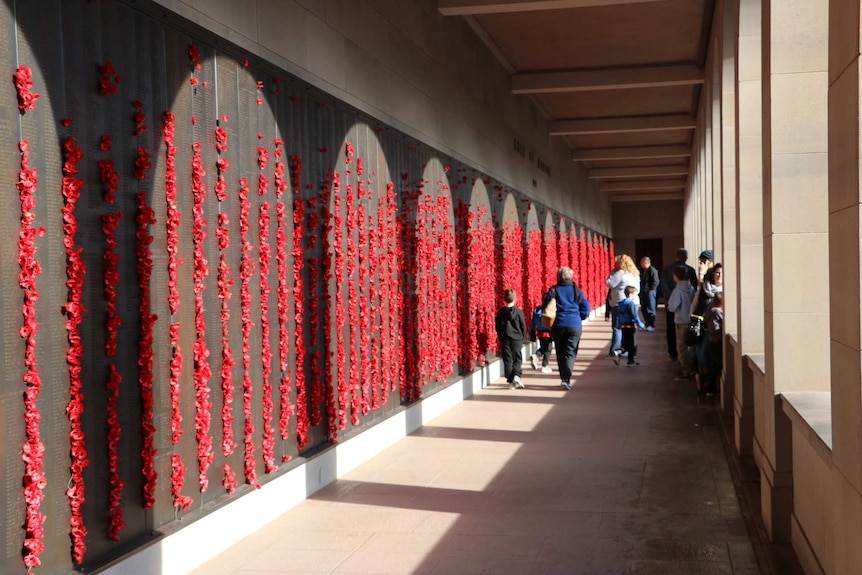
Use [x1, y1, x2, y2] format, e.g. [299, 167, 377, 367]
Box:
[97, 358, 503, 575]
[781, 391, 832, 458]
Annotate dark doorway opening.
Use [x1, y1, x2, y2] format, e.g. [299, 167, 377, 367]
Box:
[635, 238, 663, 279]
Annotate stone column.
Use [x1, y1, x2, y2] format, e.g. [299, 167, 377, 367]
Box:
[734, 0, 764, 459]
[722, 0, 738, 417]
[828, 0, 862, 569]
[760, 0, 830, 542]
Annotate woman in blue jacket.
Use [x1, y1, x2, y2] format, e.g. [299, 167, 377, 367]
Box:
[543, 267, 592, 390]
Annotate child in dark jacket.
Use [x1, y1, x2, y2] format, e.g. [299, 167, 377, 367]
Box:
[529, 305, 554, 373]
[613, 285, 646, 366]
[495, 288, 527, 389]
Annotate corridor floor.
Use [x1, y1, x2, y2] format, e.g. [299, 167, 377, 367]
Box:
[193, 313, 765, 575]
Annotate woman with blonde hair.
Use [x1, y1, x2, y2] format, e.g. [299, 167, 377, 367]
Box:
[605, 254, 640, 358]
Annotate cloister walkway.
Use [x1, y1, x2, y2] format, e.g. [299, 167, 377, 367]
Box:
[193, 313, 774, 575]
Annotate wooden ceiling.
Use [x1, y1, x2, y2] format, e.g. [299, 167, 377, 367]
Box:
[438, 0, 716, 202]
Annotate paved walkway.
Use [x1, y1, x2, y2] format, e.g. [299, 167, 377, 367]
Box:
[194, 313, 765, 575]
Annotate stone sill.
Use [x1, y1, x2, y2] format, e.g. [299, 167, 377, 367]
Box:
[781, 391, 833, 458]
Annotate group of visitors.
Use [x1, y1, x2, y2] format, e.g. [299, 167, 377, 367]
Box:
[495, 248, 724, 394]
[495, 267, 591, 390]
[665, 249, 724, 394]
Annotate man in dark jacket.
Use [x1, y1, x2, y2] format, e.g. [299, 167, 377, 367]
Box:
[660, 249, 697, 361]
[639, 256, 660, 331]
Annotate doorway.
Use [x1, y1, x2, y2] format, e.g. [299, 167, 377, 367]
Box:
[634, 238, 663, 278]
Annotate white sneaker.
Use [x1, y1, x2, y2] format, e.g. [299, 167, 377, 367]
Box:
[612, 350, 621, 365]
[530, 354, 538, 370]
[541, 366, 553, 374]
[508, 382, 516, 389]
[514, 375, 525, 389]
[560, 381, 571, 390]
[646, 326, 655, 332]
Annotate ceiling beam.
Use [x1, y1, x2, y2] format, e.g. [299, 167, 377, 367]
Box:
[572, 145, 692, 161]
[600, 179, 686, 192]
[512, 64, 703, 94]
[611, 192, 684, 202]
[438, 0, 664, 15]
[589, 165, 690, 179]
[550, 114, 695, 136]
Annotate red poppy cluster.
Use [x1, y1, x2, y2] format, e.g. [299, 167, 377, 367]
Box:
[98, 61, 120, 96]
[456, 200, 496, 369]
[259, 193, 277, 472]
[525, 227, 543, 307]
[290, 156, 310, 450]
[502, 223, 524, 302]
[191, 142, 214, 492]
[133, 101, 148, 136]
[274, 143, 294, 445]
[335, 174, 350, 432]
[306, 190, 324, 427]
[134, 146, 151, 181]
[213, 128, 238, 492]
[135, 190, 158, 508]
[18, 138, 46, 569]
[319, 170, 338, 440]
[99, 157, 119, 204]
[14, 65, 40, 110]
[356, 178, 373, 415]
[238, 177, 258, 487]
[162, 111, 189, 509]
[61, 135, 89, 565]
[544, 227, 559, 293]
[102, 212, 125, 541]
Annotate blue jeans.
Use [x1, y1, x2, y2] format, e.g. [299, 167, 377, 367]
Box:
[640, 289, 657, 327]
[610, 305, 622, 352]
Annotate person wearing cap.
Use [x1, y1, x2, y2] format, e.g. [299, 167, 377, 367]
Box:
[661, 248, 697, 362]
[697, 249, 714, 286]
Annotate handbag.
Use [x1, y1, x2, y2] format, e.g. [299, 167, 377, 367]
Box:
[541, 291, 557, 328]
[686, 314, 704, 346]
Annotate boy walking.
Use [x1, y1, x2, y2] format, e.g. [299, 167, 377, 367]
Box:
[613, 285, 646, 366]
[667, 266, 696, 378]
[496, 288, 527, 389]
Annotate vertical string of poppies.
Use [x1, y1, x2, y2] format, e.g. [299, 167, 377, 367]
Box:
[437, 188, 457, 382]
[61, 134, 89, 565]
[398, 178, 418, 401]
[99, 130, 126, 541]
[17, 133, 46, 569]
[190, 141, 214, 492]
[527, 228, 542, 307]
[356, 171, 372, 414]
[365, 161, 383, 412]
[136, 187, 158, 509]
[290, 156, 309, 450]
[332, 161, 347, 432]
[345, 172, 360, 424]
[320, 170, 339, 441]
[478, 208, 497, 358]
[371, 170, 392, 406]
[214, 121, 238, 493]
[163, 111, 192, 511]
[257, 144, 277, 471]
[238, 176, 258, 487]
[273, 139, 293, 456]
[101, 210, 124, 541]
[385, 183, 401, 397]
[306, 172, 327, 426]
